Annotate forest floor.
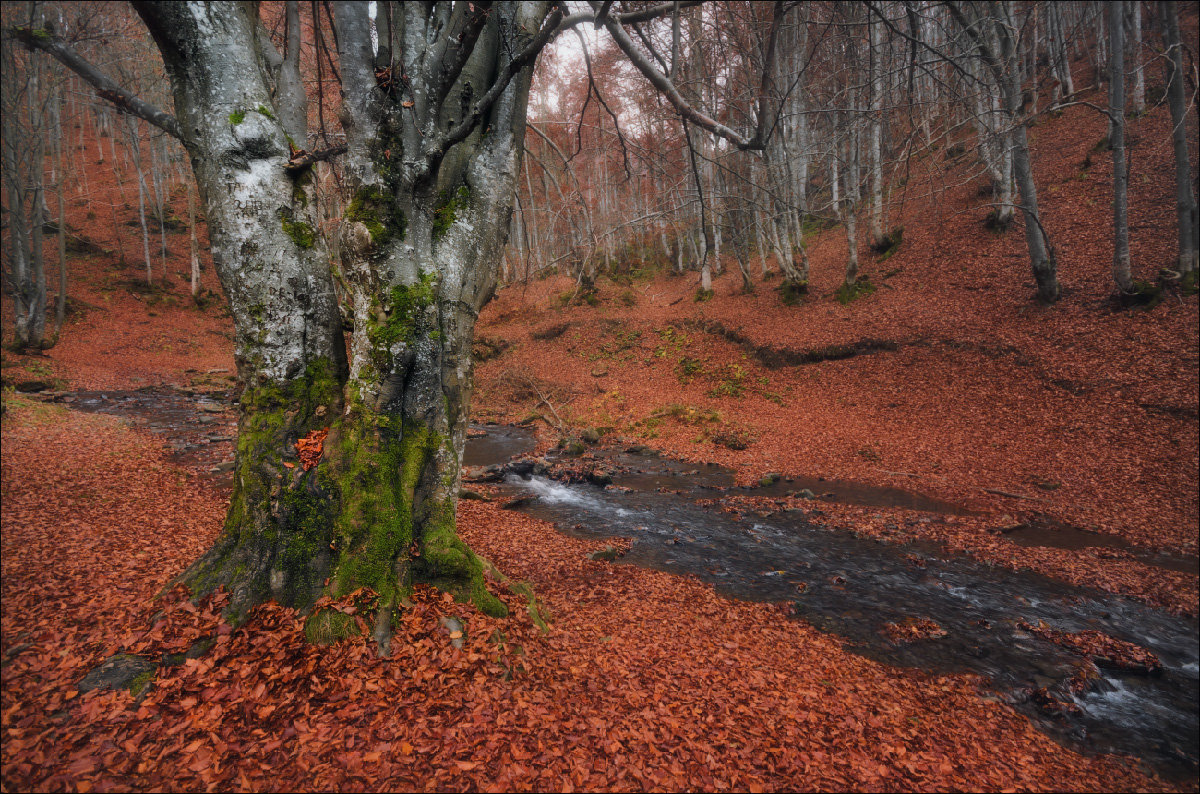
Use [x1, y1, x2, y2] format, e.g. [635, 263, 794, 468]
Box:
[3, 41, 1198, 794]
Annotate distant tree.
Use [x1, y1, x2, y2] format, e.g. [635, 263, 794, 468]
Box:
[945, 1, 1059, 303]
[1108, 0, 1133, 294]
[1158, 0, 1198, 285]
[2, 2, 55, 350]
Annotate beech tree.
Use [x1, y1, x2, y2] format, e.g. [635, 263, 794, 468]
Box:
[15, 0, 775, 652]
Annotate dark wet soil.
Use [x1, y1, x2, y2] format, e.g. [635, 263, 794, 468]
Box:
[43, 391, 1200, 780]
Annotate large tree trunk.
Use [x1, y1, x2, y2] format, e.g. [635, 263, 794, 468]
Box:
[133, 1, 548, 652]
[136, 2, 350, 624]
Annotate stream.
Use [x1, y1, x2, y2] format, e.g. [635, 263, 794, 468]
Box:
[47, 388, 1199, 780]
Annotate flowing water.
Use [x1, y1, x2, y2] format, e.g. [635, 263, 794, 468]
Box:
[47, 390, 1200, 780]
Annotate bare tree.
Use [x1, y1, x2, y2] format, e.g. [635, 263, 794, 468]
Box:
[1108, 0, 1132, 293]
[1158, 0, 1197, 284]
[2, 2, 52, 350]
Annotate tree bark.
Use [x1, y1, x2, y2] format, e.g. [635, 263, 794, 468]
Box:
[1159, 1, 1198, 281]
[1108, 1, 1133, 293]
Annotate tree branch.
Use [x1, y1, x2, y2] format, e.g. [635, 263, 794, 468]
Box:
[9, 26, 183, 141]
[285, 143, 348, 172]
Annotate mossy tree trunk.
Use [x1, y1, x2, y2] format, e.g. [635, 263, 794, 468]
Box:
[133, 2, 549, 652]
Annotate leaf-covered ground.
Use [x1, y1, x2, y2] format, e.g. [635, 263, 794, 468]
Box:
[0, 397, 1176, 792]
[2, 23, 1197, 793]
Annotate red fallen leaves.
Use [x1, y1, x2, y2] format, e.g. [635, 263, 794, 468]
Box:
[1017, 620, 1163, 675]
[295, 428, 329, 471]
[882, 617, 949, 644]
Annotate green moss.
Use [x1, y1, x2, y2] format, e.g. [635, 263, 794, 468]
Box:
[432, 185, 470, 240]
[256, 104, 276, 120]
[228, 109, 246, 125]
[367, 274, 438, 357]
[128, 670, 154, 697]
[777, 280, 808, 306]
[345, 186, 406, 246]
[872, 226, 904, 261]
[835, 276, 876, 305]
[694, 288, 714, 303]
[279, 209, 315, 249]
[304, 609, 360, 644]
[291, 169, 313, 210]
[1119, 279, 1163, 308]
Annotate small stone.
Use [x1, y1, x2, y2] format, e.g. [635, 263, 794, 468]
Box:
[439, 617, 465, 649]
[581, 428, 601, 444]
[591, 367, 608, 377]
[759, 472, 781, 487]
[587, 470, 613, 486]
[459, 488, 488, 502]
[796, 488, 817, 500]
[77, 654, 156, 694]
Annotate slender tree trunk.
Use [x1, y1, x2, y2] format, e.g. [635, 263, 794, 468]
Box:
[1108, 1, 1133, 293]
[843, 116, 861, 289]
[1159, 1, 1198, 280]
[188, 177, 200, 299]
[1130, 0, 1145, 115]
[868, 13, 886, 248]
[52, 76, 66, 341]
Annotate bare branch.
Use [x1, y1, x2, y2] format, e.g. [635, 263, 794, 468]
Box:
[285, 143, 349, 173]
[9, 26, 182, 141]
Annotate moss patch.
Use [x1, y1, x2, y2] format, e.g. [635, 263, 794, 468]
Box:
[345, 186, 406, 246]
[304, 609, 360, 644]
[432, 185, 470, 240]
[835, 277, 876, 305]
[279, 208, 315, 249]
[777, 280, 809, 306]
[228, 109, 246, 125]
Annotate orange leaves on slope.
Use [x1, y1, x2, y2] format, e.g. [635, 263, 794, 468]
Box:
[295, 428, 328, 471]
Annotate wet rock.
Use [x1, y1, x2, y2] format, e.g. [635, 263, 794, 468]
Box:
[463, 465, 504, 483]
[459, 488, 488, 502]
[15, 380, 51, 393]
[587, 470, 613, 487]
[532, 459, 550, 475]
[501, 495, 538, 510]
[559, 439, 586, 457]
[588, 546, 621, 561]
[759, 472, 781, 487]
[198, 402, 226, 413]
[78, 654, 155, 695]
[795, 488, 817, 500]
[581, 428, 601, 444]
[503, 461, 536, 477]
